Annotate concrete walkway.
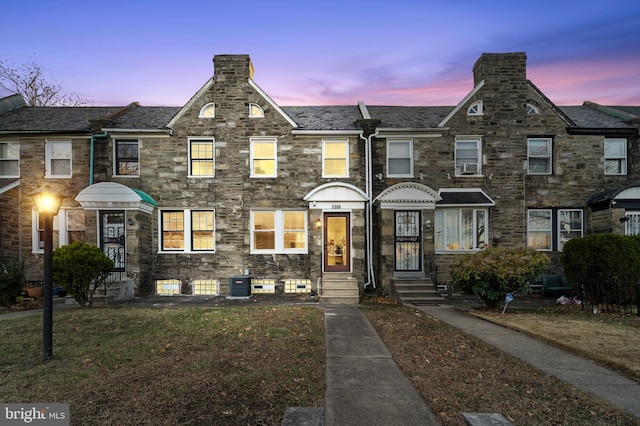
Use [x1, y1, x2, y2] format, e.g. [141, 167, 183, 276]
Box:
[323, 305, 439, 426]
[417, 305, 640, 419]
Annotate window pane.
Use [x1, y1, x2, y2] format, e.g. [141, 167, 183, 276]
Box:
[388, 158, 411, 175]
[476, 210, 486, 247]
[192, 211, 214, 251]
[388, 141, 410, 157]
[51, 159, 71, 176]
[605, 139, 625, 157]
[190, 140, 214, 176]
[434, 210, 444, 249]
[528, 210, 551, 250]
[558, 210, 582, 251]
[253, 159, 275, 175]
[116, 140, 139, 176]
[528, 139, 550, 156]
[254, 212, 274, 230]
[324, 159, 346, 176]
[446, 212, 459, 250]
[0, 160, 19, 176]
[162, 211, 184, 250]
[605, 159, 623, 174]
[325, 142, 346, 158]
[461, 209, 473, 250]
[253, 142, 274, 158]
[528, 158, 550, 174]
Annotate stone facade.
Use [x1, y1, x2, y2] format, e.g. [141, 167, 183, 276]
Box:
[1, 52, 638, 300]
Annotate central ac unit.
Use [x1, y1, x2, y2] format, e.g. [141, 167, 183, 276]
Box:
[462, 163, 478, 174]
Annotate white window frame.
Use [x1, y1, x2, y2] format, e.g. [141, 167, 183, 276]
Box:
[527, 138, 552, 175]
[434, 208, 488, 252]
[113, 139, 140, 177]
[526, 103, 541, 114]
[0, 141, 20, 177]
[386, 139, 413, 177]
[527, 209, 552, 251]
[188, 137, 215, 177]
[558, 209, 583, 251]
[604, 138, 627, 175]
[467, 100, 483, 116]
[158, 209, 215, 253]
[322, 139, 349, 178]
[45, 140, 72, 178]
[250, 210, 308, 254]
[249, 103, 264, 118]
[250, 137, 277, 178]
[455, 136, 482, 176]
[32, 209, 62, 253]
[199, 102, 215, 118]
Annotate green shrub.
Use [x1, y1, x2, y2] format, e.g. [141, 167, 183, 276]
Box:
[0, 258, 25, 306]
[53, 242, 114, 307]
[451, 247, 549, 309]
[561, 234, 640, 308]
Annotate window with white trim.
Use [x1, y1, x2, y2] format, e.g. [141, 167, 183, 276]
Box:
[250, 137, 277, 177]
[322, 139, 349, 177]
[114, 139, 140, 176]
[387, 139, 413, 177]
[604, 138, 627, 175]
[0, 142, 19, 177]
[189, 138, 214, 177]
[434, 208, 487, 251]
[467, 101, 483, 115]
[160, 209, 215, 252]
[45, 140, 72, 178]
[199, 102, 215, 118]
[526, 103, 540, 114]
[455, 136, 481, 176]
[558, 209, 583, 251]
[32, 209, 85, 253]
[527, 138, 552, 175]
[251, 210, 307, 254]
[527, 209, 552, 250]
[249, 103, 264, 118]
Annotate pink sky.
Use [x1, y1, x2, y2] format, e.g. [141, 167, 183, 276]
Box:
[2, 0, 639, 108]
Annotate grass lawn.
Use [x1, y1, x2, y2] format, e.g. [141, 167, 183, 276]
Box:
[0, 306, 326, 425]
[362, 302, 640, 426]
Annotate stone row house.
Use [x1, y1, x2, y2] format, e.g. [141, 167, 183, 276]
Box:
[1, 52, 639, 303]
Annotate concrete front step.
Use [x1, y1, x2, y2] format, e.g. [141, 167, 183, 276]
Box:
[391, 277, 446, 305]
[320, 274, 359, 305]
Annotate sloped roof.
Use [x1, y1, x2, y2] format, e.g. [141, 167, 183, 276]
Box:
[282, 106, 362, 130]
[0, 106, 123, 133]
[560, 106, 638, 130]
[367, 106, 452, 128]
[106, 106, 179, 130]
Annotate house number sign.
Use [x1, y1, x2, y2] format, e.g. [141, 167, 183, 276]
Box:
[332, 204, 342, 209]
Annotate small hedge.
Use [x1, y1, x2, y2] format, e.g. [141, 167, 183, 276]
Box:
[0, 258, 25, 306]
[561, 234, 640, 311]
[451, 247, 550, 309]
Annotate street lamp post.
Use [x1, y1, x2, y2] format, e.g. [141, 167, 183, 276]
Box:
[30, 187, 64, 361]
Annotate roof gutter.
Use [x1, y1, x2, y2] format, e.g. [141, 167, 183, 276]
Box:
[90, 131, 108, 186]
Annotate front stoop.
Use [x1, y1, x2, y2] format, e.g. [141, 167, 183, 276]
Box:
[320, 273, 360, 304]
[390, 276, 445, 305]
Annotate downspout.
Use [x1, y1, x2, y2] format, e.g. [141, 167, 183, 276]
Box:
[89, 131, 108, 186]
[361, 127, 380, 290]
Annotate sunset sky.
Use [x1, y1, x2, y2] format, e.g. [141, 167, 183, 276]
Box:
[2, 0, 639, 107]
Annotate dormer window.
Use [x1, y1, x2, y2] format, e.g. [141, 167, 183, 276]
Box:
[199, 102, 215, 118]
[249, 103, 264, 118]
[526, 103, 540, 115]
[467, 101, 483, 116]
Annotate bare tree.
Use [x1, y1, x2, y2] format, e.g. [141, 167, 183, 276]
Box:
[0, 57, 91, 106]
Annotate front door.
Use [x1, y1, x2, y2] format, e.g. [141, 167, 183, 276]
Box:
[394, 210, 422, 272]
[99, 211, 125, 276]
[324, 212, 350, 272]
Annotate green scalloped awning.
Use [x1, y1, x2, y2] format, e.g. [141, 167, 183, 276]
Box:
[132, 188, 157, 207]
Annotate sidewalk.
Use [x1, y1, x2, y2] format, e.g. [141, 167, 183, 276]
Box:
[417, 304, 640, 419]
[323, 305, 439, 426]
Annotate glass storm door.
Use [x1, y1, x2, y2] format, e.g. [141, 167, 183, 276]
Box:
[394, 210, 422, 272]
[100, 211, 125, 274]
[324, 212, 350, 272]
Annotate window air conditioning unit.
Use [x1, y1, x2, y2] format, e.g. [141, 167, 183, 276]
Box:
[462, 163, 478, 174]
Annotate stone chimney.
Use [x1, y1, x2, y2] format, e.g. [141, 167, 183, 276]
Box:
[213, 54, 254, 81]
[473, 52, 527, 86]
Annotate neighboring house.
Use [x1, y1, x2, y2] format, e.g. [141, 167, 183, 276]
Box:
[0, 52, 638, 303]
